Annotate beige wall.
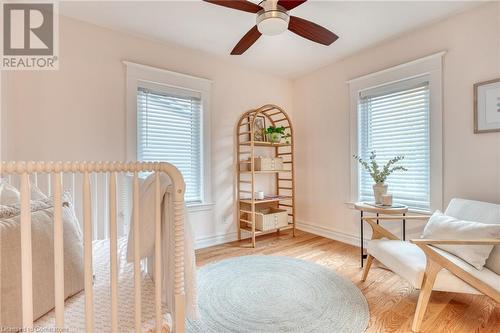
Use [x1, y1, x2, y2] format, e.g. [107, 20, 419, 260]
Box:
[293, 2, 500, 244]
[1, 16, 293, 246]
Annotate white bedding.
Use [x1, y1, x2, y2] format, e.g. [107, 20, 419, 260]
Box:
[34, 237, 172, 332]
[127, 173, 198, 319]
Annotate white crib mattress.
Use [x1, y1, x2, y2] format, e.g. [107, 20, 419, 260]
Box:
[34, 237, 172, 332]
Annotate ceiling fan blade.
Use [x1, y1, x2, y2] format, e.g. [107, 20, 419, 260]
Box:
[277, 0, 307, 11]
[203, 0, 262, 14]
[288, 15, 338, 46]
[231, 25, 262, 55]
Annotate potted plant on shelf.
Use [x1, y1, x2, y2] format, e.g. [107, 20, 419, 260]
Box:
[353, 151, 407, 204]
[266, 126, 286, 143]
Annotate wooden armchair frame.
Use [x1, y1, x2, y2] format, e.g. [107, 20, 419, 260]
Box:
[360, 216, 500, 332]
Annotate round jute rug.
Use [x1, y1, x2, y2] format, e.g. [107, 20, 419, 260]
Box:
[187, 255, 369, 333]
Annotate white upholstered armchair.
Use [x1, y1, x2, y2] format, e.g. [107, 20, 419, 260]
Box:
[361, 198, 500, 332]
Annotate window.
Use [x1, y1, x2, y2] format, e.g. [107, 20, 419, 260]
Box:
[358, 79, 430, 210]
[349, 53, 444, 212]
[137, 86, 202, 202]
[125, 62, 212, 207]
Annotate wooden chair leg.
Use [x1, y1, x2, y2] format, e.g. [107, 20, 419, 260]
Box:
[412, 260, 441, 332]
[361, 255, 373, 282]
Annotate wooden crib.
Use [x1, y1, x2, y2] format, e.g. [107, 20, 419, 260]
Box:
[0, 161, 186, 333]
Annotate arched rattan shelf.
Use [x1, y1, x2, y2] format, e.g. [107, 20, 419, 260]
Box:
[235, 104, 295, 247]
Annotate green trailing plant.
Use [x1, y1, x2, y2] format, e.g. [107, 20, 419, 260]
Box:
[353, 151, 407, 184]
[265, 126, 286, 135]
[282, 133, 292, 143]
[265, 126, 290, 143]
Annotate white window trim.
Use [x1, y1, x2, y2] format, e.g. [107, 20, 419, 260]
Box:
[124, 61, 213, 209]
[347, 52, 445, 213]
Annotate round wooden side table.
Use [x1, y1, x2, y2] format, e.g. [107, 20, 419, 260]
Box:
[354, 202, 408, 267]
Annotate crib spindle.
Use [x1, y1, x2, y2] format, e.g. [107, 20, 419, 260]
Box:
[53, 172, 65, 330]
[92, 173, 99, 240]
[47, 173, 52, 197]
[173, 200, 185, 333]
[33, 172, 38, 187]
[133, 172, 142, 333]
[1, 161, 187, 333]
[83, 172, 94, 332]
[20, 173, 33, 329]
[71, 173, 76, 208]
[154, 173, 162, 333]
[109, 172, 119, 333]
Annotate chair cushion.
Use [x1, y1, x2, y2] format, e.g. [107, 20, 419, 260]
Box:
[445, 198, 500, 274]
[421, 210, 500, 270]
[367, 239, 500, 294]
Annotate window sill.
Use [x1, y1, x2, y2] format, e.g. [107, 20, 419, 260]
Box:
[186, 202, 215, 212]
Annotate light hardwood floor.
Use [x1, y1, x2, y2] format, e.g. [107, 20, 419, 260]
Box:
[195, 230, 500, 333]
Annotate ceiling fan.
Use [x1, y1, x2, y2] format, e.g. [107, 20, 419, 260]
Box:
[204, 0, 339, 55]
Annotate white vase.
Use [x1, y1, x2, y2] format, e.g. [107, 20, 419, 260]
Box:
[266, 133, 282, 143]
[373, 183, 388, 204]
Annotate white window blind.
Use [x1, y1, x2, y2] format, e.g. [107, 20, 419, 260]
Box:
[137, 86, 202, 203]
[358, 78, 430, 211]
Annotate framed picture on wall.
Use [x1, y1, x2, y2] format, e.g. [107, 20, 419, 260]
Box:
[253, 115, 267, 141]
[474, 78, 500, 133]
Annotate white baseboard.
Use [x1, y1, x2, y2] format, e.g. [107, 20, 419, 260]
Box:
[296, 220, 366, 248]
[195, 221, 367, 250]
[194, 232, 238, 249]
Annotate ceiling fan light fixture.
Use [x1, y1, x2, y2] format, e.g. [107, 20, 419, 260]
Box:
[256, 10, 289, 36]
[204, 0, 339, 54]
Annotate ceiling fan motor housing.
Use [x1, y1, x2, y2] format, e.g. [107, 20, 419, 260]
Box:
[256, 2, 289, 36]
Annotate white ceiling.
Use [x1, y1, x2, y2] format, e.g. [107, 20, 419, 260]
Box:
[60, 1, 481, 78]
